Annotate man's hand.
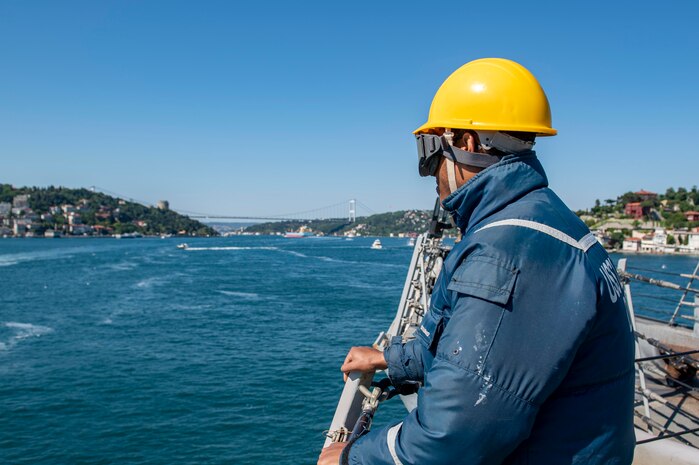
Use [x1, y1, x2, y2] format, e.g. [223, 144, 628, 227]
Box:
[317, 442, 346, 465]
[341, 346, 388, 381]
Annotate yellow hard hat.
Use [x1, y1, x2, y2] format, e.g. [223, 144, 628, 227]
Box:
[414, 58, 557, 136]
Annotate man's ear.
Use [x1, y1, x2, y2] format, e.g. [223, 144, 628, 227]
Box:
[461, 132, 482, 153]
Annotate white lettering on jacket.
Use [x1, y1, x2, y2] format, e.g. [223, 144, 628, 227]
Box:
[599, 258, 623, 303]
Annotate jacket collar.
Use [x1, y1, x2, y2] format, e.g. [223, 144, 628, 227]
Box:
[441, 151, 549, 233]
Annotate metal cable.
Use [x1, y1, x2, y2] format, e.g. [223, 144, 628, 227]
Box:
[627, 265, 687, 278]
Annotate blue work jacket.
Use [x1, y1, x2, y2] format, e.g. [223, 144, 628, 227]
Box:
[350, 151, 636, 465]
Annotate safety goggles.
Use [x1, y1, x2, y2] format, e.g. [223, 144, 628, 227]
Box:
[415, 134, 504, 177]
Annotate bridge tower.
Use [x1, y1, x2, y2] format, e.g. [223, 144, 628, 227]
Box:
[349, 199, 356, 223]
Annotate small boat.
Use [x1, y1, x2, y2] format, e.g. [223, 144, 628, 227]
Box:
[407, 237, 416, 247]
[370, 239, 382, 250]
[176, 243, 188, 249]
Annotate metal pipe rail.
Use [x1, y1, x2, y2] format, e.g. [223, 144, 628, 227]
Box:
[619, 270, 699, 295]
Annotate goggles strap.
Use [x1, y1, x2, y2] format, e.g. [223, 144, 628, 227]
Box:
[446, 157, 458, 193]
[449, 145, 503, 168]
[476, 131, 535, 154]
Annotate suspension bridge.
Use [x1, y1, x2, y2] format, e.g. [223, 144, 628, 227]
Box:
[88, 186, 375, 222]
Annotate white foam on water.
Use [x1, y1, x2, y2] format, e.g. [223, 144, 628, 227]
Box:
[0, 247, 99, 267]
[1, 322, 54, 351]
[184, 246, 279, 251]
[135, 277, 159, 288]
[107, 261, 138, 271]
[314, 255, 404, 269]
[280, 250, 309, 258]
[218, 290, 261, 300]
[133, 272, 185, 290]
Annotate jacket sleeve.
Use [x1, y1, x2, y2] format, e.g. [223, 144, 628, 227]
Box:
[349, 254, 598, 465]
[382, 266, 452, 387]
[383, 337, 429, 386]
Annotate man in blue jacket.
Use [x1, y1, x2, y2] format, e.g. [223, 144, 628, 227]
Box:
[319, 58, 635, 465]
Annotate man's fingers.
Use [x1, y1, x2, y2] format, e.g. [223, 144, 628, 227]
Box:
[343, 349, 353, 366]
[340, 357, 354, 373]
[341, 361, 356, 382]
[342, 350, 354, 382]
[340, 346, 382, 382]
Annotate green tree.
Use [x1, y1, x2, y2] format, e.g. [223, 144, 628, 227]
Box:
[608, 231, 626, 249]
[618, 192, 641, 205]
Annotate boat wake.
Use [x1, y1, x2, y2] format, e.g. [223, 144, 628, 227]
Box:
[0, 322, 54, 351]
[134, 277, 167, 289]
[0, 248, 87, 267]
[217, 290, 262, 300]
[184, 246, 279, 251]
[279, 250, 309, 258]
[316, 256, 404, 268]
[106, 261, 138, 271]
[133, 273, 184, 289]
[278, 250, 403, 268]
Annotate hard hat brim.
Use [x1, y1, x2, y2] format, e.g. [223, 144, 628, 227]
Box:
[413, 120, 557, 137]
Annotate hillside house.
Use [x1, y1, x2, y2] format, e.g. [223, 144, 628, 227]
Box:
[622, 237, 641, 252]
[625, 202, 645, 219]
[635, 190, 657, 201]
[685, 211, 699, 222]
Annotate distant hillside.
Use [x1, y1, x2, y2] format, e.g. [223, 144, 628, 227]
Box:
[0, 184, 216, 236]
[578, 186, 699, 229]
[245, 210, 437, 236]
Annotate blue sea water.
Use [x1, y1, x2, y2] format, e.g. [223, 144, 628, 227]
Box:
[0, 237, 697, 464]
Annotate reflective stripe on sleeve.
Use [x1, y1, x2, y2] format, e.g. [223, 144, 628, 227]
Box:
[386, 422, 404, 465]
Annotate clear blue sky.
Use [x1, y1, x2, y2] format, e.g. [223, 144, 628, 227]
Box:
[1, 0, 698, 217]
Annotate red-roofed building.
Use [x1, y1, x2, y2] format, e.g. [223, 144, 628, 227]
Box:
[92, 225, 113, 235]
[685, 211, 699, 222]
[635, 189, 657, 201]
[625, 202, 645, 219]
[622, 237, 641, 252]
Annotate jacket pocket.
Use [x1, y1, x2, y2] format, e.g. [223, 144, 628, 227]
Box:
[447, 255, 518, 306]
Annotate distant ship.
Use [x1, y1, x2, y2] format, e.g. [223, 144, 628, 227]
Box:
[370, 239, 382, 250]
[284, 226, 314, 238]
[115, 232, 143, 239]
